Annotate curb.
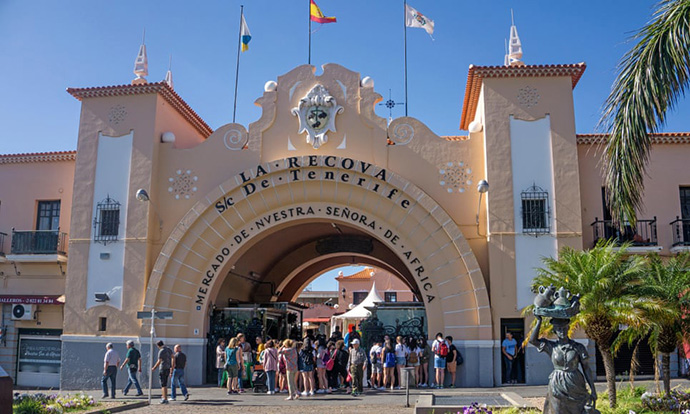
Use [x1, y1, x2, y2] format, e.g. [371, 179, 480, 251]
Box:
[500, 392, 537, 408]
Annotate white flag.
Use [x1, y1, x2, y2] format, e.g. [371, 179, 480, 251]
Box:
[405, 4, 434, 36]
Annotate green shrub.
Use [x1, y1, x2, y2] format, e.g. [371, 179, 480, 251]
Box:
[13, 398, 45, 414]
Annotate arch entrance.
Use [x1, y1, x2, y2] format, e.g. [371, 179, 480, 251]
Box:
[144, 156, 491, 342]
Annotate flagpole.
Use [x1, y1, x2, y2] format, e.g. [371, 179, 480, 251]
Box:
[232, 5, 244, 123]
[403, 0, 408, 116]
[308, 0, 312, 65]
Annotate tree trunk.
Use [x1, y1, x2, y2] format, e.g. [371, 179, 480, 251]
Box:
[629, 340, 640, 391]
[654, 351, 661, 394]
[661, 352, 671, 395]
[598, 344, 617, 408]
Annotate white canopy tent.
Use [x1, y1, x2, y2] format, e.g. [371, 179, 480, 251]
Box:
[331, 282, 383, 334]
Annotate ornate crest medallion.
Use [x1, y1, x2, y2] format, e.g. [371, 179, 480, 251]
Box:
[291, 84, 343, 149]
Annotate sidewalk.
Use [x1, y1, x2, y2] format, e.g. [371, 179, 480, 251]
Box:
[14, 378, 690, 414]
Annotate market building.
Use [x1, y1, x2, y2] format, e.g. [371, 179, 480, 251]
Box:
[1, 50, 689, 390]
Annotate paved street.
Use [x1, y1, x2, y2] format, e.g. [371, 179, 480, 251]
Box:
[14, 378, 690, 413]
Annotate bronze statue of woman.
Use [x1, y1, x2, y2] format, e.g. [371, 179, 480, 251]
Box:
[529, 315, 598, 414]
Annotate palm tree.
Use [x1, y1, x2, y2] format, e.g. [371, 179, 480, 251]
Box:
[529, 240, 666, 408]
[600, 0, 690, 225]
[638, 253, 690, 394]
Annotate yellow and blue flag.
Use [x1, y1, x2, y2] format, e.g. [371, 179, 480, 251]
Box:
[240, 14, 251, 52]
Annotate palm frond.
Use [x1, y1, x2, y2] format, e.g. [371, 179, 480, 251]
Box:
[599, 0, 690, 225]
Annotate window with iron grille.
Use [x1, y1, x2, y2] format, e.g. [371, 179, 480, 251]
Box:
[384, 292, 397, 302]
[93, 196, 120, 244]
[521, 184, 550, 234]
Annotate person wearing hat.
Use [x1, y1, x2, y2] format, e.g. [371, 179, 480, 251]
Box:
[120, 340, 143, 396]
[102, 343, 120, 398]
[347, 338, 367, 396]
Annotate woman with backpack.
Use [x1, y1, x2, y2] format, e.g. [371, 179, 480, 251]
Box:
[382, 338, 396, 390]
[333, 340, 350, 392]
[315, 337, 330, 393]
[299, 337, 316, 396]
[406, 337, 421, 388]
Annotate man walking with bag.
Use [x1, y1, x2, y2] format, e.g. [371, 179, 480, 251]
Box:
[120, 340, 143, 396]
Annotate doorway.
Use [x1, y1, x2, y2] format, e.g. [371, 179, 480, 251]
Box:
[500, 318, 525, 384]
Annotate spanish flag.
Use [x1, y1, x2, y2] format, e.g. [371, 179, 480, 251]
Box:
[310, 0, 336, 24]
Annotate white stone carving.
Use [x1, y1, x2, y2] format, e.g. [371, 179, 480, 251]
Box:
[438, 161, 474, 194]
[291, 84, 343, 149]
[517, 86, 540, 108]
[223, 128, 248, 150]
[392, 123, 414, 145]
[168, 169, 198, 200]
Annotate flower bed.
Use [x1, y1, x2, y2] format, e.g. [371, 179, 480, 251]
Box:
[641, 389, 690, 412]
[13, 393, 97, 414]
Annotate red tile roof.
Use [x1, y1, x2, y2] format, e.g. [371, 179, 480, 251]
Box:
[460, 63, 587, 130]
[67, 82, 213, 138]
[0, 150, 76, 164]
[336, 267, 374, 280]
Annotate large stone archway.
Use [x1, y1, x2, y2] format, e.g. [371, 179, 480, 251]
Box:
[143, 156, 491, 342]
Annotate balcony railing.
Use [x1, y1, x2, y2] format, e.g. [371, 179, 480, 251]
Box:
[10, 229, 67, 255]
[670, 217, 690, 247]
[0, 232, 6, 256]
[591, 217, 658, 247]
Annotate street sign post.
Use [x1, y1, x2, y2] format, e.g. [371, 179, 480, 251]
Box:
[137, 309, 173, 404]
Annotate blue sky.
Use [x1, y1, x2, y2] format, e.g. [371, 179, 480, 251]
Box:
[2, 0, 690, 157]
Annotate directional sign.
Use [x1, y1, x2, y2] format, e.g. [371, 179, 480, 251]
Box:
[136, 311, 173, 320]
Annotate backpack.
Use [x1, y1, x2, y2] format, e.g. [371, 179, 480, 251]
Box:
[385, 350, 396, 366]
[408, 349, 418, 364]
[370, 348, 379, 364]
[435, 341, 449, 357]
[301, 349, 314, 367]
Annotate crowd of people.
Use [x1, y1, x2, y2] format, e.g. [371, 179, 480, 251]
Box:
[215, 327, 463, 401]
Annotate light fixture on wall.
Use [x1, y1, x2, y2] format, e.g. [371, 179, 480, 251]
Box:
[135, 189, 150, 202]
[476, 179, 490, 229]
[135, 188, 163, 236]
[94, 293, 110, 302]
[341, 288, 346, 299]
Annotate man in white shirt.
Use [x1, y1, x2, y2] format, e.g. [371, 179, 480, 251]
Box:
[102, 343, 121, 398]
